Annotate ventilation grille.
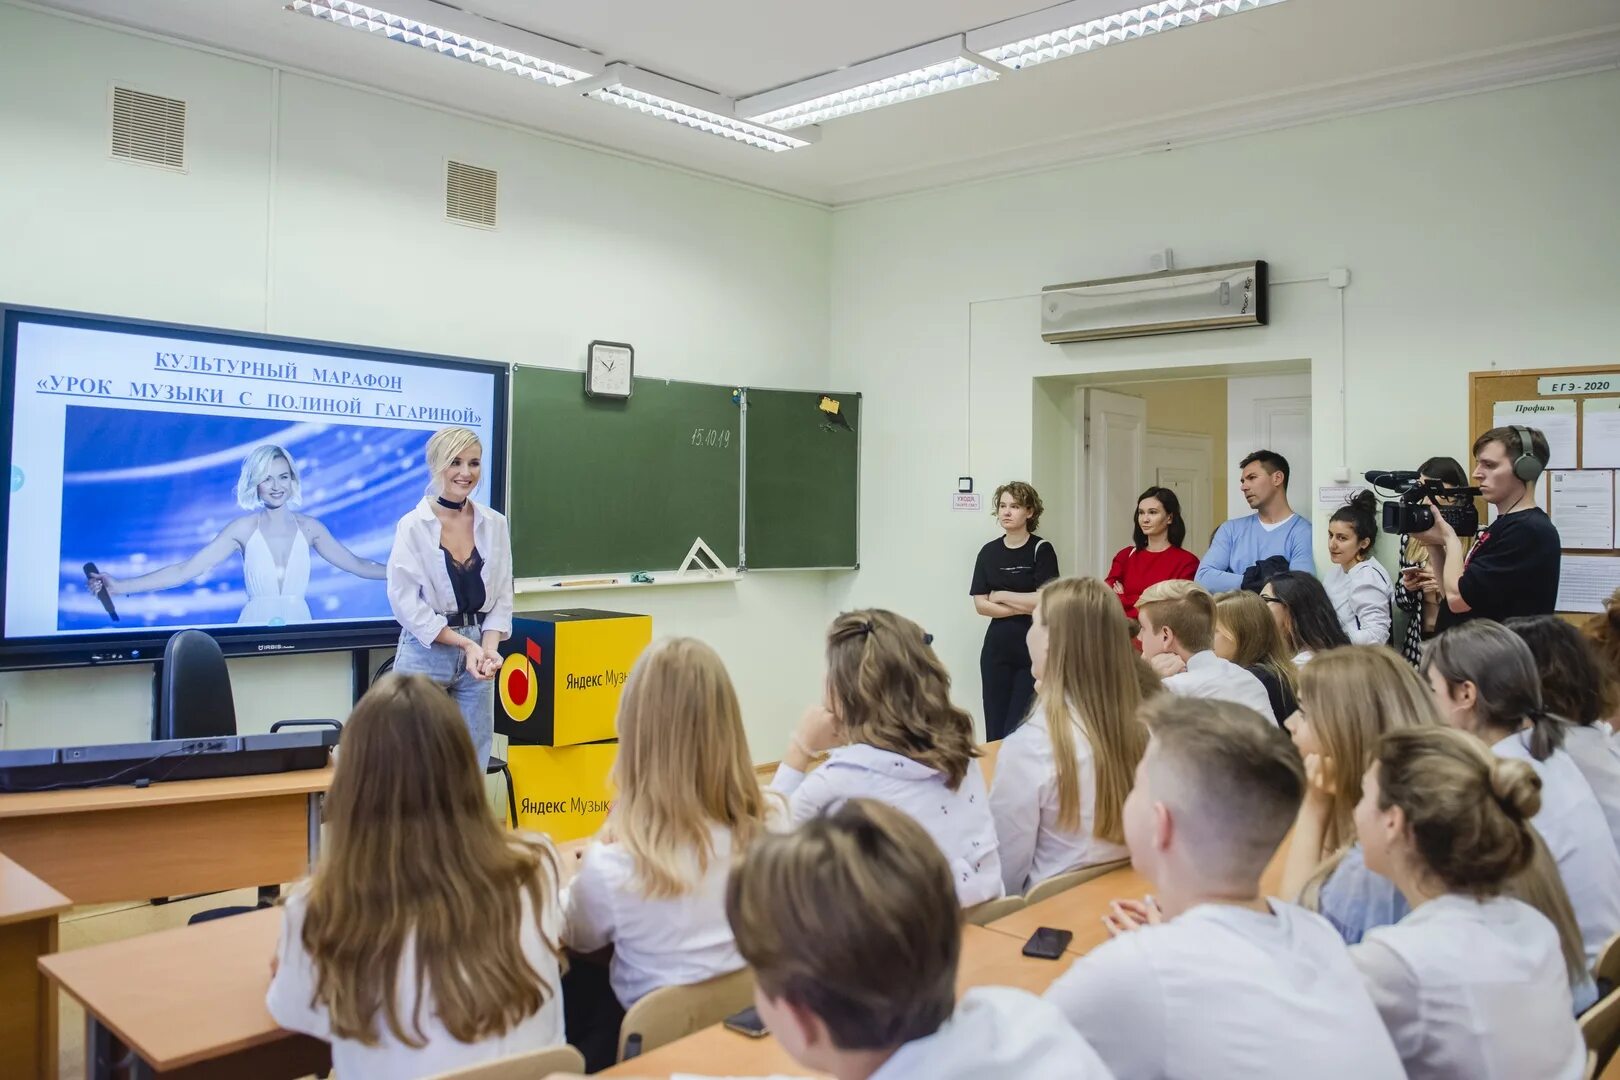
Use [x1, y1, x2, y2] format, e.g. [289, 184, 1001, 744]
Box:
[110, 86, 186, 170]
[445, 160, 498, 228]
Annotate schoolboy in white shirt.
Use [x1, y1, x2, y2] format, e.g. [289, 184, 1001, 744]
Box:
[726, 799, 1111, 1080]
[1044, 696, 1404, 1080]
[1137, 579, 1275, 721]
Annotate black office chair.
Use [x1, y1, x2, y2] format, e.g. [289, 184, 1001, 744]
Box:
[154, 629, 236, 742]
[372, 657, 518, 828]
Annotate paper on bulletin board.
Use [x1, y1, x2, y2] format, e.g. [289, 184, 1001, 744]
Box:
[1583, 398, 1620, 468]
[1492, 399, 1576, 469]
[1556, 555, 1620, 614]
[1549, 470, 1615, 550]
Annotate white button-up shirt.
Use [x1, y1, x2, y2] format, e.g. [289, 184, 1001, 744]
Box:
[870, 987, 1113, 1080]
[1492, 731, 1620, 968]
[1351, 895, 1584, 1080]
[1163, 651, 1276, 722]
[387, 497, 514, 648]
[990, 704, 1128, 895]
[1324, 560, 1394, 646]
[1045, 900, 1405, 1080]
[771, 744, 1003, 906]
[1562, 722, 1620, 855]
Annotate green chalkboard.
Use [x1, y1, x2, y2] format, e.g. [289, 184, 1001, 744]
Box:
[744, 389, 860, 569]
[509, 368, 741, 577]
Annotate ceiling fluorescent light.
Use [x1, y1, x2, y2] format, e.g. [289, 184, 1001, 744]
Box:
[966, 0, 1290, 72]
[285, 0, 600, 87]
[579, 65, 816, 153]
[736, 35, 1007, 131]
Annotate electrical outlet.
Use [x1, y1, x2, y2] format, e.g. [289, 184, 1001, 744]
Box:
[1148, 248, 1174, 273]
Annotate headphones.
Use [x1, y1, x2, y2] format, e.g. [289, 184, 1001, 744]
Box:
[1510, 425, 1546, 484]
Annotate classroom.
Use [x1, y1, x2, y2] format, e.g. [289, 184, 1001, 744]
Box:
[2, 0, 1620, 1077]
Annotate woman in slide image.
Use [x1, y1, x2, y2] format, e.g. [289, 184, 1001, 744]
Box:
[562, 638, 782, 1071]
[1262, 571, 1351, 666]
[1279, 647, 1438, 945]
[772, 609, 1004, 906]
[1324, 491, 1394, 646]
[1213, 590, 1300, 726]
[1105, 487, 1201, 633]
[267, 674, 566, 1078]
[87, 444, 385, 625]
[1422, 620, 1620, 974]
[386, 427, 513, 766]
[1349, 726, 1587, 1079]
[970, 482, 1060, 740]
[1393, 457, 1470, 667]
[990, 577, 1150, 895]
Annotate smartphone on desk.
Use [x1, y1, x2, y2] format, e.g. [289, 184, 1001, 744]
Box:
[1022, 926, 1073, 960]
[724, 1005, 769, 1038]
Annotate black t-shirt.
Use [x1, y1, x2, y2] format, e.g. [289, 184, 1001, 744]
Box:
[1435, 507, 1561, 632]
[970, 534, 1060, 647]
[1247, 664, 1298, 727]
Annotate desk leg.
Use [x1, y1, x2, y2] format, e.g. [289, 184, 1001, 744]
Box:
[87, 1013, 158, 1080]
[307, 792, 323, 872]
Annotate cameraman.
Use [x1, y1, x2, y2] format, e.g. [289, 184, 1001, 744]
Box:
[1412, 425, 1560, 631]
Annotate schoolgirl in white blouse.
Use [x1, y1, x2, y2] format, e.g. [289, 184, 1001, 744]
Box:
[772, 609, 1003, 906]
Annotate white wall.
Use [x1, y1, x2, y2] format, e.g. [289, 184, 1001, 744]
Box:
[830, 69, 1620, 734]
[0, 4, 834, 756]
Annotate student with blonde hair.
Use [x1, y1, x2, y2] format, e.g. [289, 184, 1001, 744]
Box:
[267, 674, 565, 1078]
[1138, 579, 1274, 720]
[1044, 696, 1403, 1080]
[562, 638, 779, 1069]
[991, 577, 1149, 894]
[1349, 726, 1586, 1078]
[1277, 647, 1439, 944]
[773, 609, 1003, 905]
[1423, 620, 1620, 970]
[725, 799, 1111, 1079]
[1213, 589, 1299, 725]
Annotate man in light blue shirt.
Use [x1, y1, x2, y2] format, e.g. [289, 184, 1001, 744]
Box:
[1195, 450, 1313, 592]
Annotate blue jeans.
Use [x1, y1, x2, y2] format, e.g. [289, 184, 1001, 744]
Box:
[394, 626, 494, 766]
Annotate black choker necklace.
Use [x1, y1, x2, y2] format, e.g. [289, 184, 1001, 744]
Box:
[436, 495, 467, 511]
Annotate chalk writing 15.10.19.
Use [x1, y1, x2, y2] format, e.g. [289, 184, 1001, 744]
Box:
[691, 427, 733, 448]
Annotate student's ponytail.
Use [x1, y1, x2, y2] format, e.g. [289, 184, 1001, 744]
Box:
[1421, 621, 1565, 760]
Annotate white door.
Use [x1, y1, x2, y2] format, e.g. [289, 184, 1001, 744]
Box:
[1227, 374, 1312, 520]
[1079, 388, 1147, 577]
[1145, 430, 1216, 557]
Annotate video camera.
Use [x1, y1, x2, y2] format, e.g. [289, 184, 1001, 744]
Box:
[1363, 471, 1482, 537]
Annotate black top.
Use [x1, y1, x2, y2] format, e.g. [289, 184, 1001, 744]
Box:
[1247, 663, 1298, 727]
[442, 545, 486, 619]
[970, 534, 1060, 646]
[1435, 507, 1561, 632]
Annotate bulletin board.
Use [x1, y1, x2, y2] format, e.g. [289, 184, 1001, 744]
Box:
[1470, 363, 1620, 617]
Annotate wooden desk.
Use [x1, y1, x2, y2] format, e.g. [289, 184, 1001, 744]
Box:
[987, 867, 1152, 956]
[0, 766, 332, 905]
[39, 906, 328, 1080]
[1, 855, 70, 1080]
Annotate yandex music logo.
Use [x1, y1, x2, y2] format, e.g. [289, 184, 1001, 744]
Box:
[499, 637, 542, 723]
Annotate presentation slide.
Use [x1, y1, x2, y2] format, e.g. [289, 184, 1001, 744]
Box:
[3, 315, 501, 641]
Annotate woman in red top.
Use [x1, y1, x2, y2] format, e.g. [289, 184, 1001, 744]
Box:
[1106, 486, 1201, 624]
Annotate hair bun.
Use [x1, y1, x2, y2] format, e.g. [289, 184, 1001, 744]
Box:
[1350, 489, 1377, 513]
[1488, 758, 1542, 821]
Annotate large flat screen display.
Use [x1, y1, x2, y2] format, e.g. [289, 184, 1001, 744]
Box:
[0, 307, 508, 669]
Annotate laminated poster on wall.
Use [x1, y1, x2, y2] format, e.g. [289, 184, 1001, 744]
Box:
[1583, 398, 1620, 469]
[1548, 470, 1615, 550]
[1492, 399, 1576, 469]
[1556, 555, 1620, 615]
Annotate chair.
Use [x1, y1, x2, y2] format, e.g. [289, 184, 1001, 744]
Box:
[617, 967, 756, 1062]
[154, 629, 236, 741]
[1025, 858, 1133, 905]
[423, 1044, 585, 1079]
[1580, 984, 1620, 1074]
[1596, 931, 1620, 995]
[1584, 1048, 1597, 1080]
[964, 895, 1026, 926]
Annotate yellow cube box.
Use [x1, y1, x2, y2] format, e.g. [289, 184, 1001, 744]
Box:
[507, 741, 618, 841]
[494, 608, 651, 747]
